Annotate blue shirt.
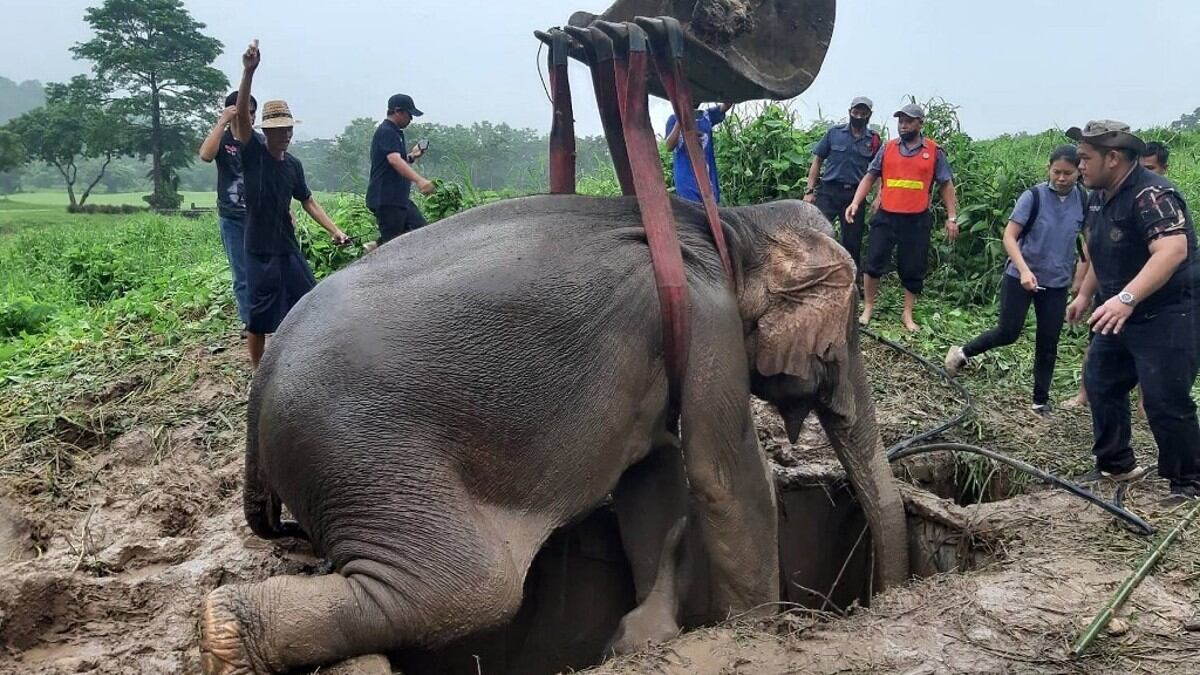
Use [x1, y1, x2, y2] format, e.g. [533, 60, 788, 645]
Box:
[867, 134, 954, 184]
[1005, 183, 1086, 289]
[810, 124, 881, 185]
[665, 106, 725, 203]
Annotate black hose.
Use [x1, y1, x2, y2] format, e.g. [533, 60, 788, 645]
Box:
[857, 326, 1157, 536]
[890, 443, 1155, 535]
[858, 326, 973, 458]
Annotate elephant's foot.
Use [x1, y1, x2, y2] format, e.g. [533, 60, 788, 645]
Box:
[199, 586, 265, 675]
[319, 654, 394, 674]
[607, 601, 681, 656]
[607, 516, 688, 657]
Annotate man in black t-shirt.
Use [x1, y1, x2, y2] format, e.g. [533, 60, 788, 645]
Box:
[232, 40, 350, 368]
[1065, 120, 1200, 503]
[199, 90, 259, 325]
[366, 93, 436, 246]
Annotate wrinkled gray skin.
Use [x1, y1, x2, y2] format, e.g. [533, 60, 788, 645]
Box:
[198, 195, 908, 673]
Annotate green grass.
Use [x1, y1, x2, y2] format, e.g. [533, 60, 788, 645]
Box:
[2, 191, 218, 208]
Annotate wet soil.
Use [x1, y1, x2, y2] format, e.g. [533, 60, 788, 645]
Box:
[0, 337, 1196, 674]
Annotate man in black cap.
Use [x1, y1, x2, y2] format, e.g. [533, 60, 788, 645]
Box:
[846, 102, 958, 332]
[1065, 119, 1200, 503]
[366, 93, 436, 246]
[805, 96, 881, 272]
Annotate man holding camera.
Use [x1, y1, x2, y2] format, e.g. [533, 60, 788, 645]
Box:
[367, 94, 437, 246]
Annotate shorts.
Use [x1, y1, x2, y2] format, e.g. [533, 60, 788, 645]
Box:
[245, 250, 317, 335]
[863, 209, 932, 294]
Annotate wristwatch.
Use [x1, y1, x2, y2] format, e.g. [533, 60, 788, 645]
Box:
[1117, 290, 1136, 306]
[948, 216, 958, 223]
[803, 187, 816, 195]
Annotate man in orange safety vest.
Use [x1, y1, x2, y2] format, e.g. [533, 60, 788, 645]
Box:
[846, 103, 959, 332]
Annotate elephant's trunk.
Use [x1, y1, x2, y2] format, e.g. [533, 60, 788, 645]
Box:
[816, 327, 909, 591]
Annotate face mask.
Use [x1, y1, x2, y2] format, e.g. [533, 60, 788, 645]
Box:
[849, 116, 868, 130]
[899, 130, 918, 142]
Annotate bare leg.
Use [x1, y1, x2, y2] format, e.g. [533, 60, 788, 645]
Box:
[902, 290, 920, 332]
[860, 274, 880, 325]
[1064, 343, 1090, 408]
[248, 332, 266, 368]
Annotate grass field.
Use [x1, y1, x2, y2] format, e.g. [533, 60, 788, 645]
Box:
[1, 191, 219, 208]
[0, 190, 343, 210]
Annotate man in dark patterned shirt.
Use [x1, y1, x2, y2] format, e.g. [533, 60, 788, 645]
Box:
[1065, 120, 1200, 503]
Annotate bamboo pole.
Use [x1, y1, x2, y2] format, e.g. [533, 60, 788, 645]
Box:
[1071, 499, 1200, 658]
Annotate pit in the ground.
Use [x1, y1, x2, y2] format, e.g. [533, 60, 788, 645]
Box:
[392, 462, 997, 675]
[898, 450, 1039, 506]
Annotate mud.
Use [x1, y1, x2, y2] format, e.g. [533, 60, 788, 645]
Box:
[1, 337, 1197, 674]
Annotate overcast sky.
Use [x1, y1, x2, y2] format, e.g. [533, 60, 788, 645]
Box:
[2, 0, 1197, 141]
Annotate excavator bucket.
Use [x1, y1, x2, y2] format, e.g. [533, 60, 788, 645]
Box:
[568, 0, 835, 103]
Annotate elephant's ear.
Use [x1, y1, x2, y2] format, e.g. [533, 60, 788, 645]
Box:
[754, 227, 857, 388]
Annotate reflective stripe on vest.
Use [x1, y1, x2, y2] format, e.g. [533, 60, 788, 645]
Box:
[879, 138, 938, 214]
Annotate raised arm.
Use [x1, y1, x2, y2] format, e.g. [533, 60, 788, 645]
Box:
[199, 107, 236, 162]
[664, 116, 681, 151]
[232, 40, 259, 143]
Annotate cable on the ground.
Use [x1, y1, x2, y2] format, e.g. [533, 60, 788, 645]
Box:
[857, 326, 1157, 535]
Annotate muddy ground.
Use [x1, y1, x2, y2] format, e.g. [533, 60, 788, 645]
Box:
[1, 334, 1198, 673]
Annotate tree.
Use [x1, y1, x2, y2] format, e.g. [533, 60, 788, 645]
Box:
[5, 76, 134, 207]
[0, 129, 22, 173]
[72, 0, 226, 209]
[328, 118, 378, 193]
[1171, 106, 1200, 130]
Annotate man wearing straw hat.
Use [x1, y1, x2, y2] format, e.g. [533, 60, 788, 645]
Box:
[1065, 120, 1200, 504]
[232, 39, 350, 368]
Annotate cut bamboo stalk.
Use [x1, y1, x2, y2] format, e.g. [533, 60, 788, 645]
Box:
[1071, 499, 1200, 657]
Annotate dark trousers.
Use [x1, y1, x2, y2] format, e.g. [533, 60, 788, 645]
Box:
[963, 274, 1068, 405]
[814, 182, 867, 271]
[373, 200, 428, 244]
[862, 209, 932, 294]
[1085, 309, 1200, 489]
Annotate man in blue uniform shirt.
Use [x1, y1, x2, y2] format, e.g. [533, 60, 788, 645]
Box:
[664, 102, 732, 203]
[805, 96, 882, 271]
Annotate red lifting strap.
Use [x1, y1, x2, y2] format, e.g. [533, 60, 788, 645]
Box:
[546, 29, 576, 194]
[599, 21, 689, 411]
[639, 17, 734, 281]
[564, 25, 635, 196]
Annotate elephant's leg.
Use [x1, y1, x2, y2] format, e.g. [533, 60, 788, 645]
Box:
[243, 412, 307, 542]
[198, 541, 526, 673]
[680, 310, 780, 618]
[607, 438, 690, 654]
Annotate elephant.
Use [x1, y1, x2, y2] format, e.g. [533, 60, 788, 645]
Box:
[198, 194, 909, 674]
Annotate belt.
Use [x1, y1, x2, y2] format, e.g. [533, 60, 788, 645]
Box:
[821, 180, 858, 191]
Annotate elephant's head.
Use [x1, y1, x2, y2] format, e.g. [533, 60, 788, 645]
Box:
[723, 199, 909, 590]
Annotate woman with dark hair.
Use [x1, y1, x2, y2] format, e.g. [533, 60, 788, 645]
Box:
[944, 145, 1087, 415]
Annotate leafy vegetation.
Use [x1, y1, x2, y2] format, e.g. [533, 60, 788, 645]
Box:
[4, 99, 1200, 401]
